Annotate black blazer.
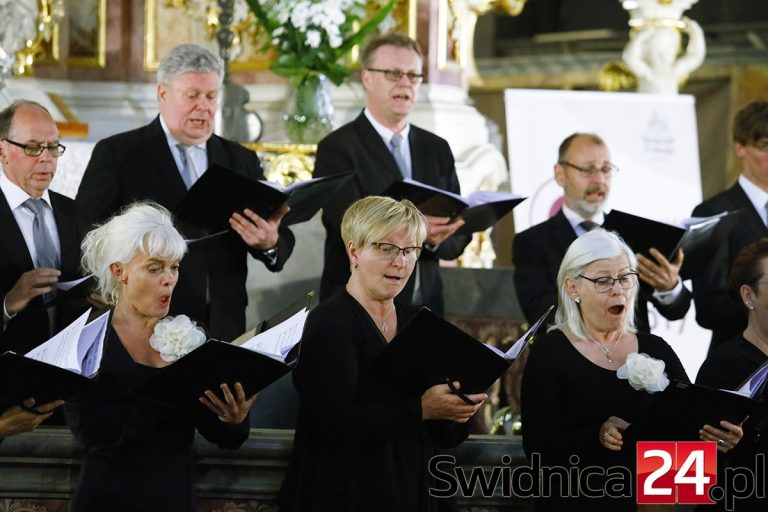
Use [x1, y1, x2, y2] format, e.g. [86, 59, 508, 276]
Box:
[313, 112, 471, 315]
[512, 210, 692, 333]
[691, 182, 768, 346]
[75, 116, 295, 341]
[0, 190, 85, 354]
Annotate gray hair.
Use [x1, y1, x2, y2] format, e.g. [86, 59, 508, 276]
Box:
[0, 100, 52, 139]
[157, 44, 224, 86]
[551, 228, 638, 340]
[81, 202, 187, 305]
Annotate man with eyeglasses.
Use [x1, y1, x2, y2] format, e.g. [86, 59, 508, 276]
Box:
[312, 32, 470, 316]
[0, 100, 86, 355]
[513, 132, 691, 333]
[691, 100, 768, 348]
[75, 44, 295, 341]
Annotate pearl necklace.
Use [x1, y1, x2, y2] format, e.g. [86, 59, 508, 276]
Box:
[587, 332, 623, 364]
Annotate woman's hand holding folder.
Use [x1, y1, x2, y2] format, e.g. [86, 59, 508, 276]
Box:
[421, 381, 486, 423]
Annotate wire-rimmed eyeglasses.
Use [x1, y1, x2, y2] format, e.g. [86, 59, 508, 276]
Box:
[371, 242, 422, 262]
[3, 138, 66, 157]
[578, 272, 638, 293]
[365, 68, 424, 84]
[559, 160, 619, 178]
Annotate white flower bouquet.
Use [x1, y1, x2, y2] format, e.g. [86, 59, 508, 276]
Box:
[617, 352, 670, 394]
[245, 0, 395, 86]
[149, 315, 206, 363]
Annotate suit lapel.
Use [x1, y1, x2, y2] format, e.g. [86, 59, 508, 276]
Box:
[409, 128, 427, 182]
[206, 135, 231, 171]
[144, 117, 188, 198]
[551, 210, 578, 253]
[0, 190, 34, 271]
[49, 193, 79, 279]
[730, 184, 768, 239]
[354, 114, 404, 188]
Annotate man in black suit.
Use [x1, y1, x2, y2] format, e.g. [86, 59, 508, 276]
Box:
[692, 101, 768, 347]
[313, 32, 470, 315]
[513, 132, 691, 332]
[76, 44, 295, 341]
[0, 100, 85, 355]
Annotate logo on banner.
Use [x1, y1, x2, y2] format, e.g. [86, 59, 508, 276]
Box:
[637, 441, 716, 505]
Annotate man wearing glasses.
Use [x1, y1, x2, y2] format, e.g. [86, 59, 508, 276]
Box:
[513, 132, 691, 333]
[313, 32, 470, 316]
[0, 100, 85, 354]
[692, 101, 768, 348]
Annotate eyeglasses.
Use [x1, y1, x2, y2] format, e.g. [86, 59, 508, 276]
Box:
[559, 161, 619, 178]
[578, 272, 638, 293]
[752, 139, 768, 152]
[3, 138, 66, 157]
[366, 68, 424, 84]
[371, 242, 422, 262]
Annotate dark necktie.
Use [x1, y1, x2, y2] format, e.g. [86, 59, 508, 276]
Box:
[23, 198, 60, 270]
[579, 220, 600, 232]
[390, 133, 411, 179]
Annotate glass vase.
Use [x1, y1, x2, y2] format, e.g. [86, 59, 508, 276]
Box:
[283, 74, 335, 144]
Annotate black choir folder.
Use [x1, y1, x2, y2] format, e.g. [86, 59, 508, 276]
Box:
[132, 292, 313, 415]
[602, 209, 738, 279]
[384, 179, 526, 234]
[0, 309, 109, 410]
[174, 164, 353, 232]
[372, 305, 553, 397]
[625, 361, 768, 442]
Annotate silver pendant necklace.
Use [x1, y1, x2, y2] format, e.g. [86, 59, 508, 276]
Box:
[587, 332, 622, 364]
[379, 304, 396, 333]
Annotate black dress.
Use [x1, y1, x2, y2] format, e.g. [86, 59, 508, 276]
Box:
[696, 335, 768, 512]
[64, 327, 250, 512]
[278, 291, 470, 512]
[521, 329, 688, 511]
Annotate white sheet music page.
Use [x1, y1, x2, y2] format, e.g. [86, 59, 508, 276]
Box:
[78, 311, 110, 377]
[25, 308, 92, 373]
[240, 308, 309, 361]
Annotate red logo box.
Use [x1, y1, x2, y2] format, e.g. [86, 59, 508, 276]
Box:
[637, 441, 717, 505]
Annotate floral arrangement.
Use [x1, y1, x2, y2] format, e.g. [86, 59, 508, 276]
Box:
[149, 315, 206, 362]
[617, 352, 669, 394]
[245, 0, 396, 86]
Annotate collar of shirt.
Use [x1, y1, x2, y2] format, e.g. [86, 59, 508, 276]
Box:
[0, 171, 53, 211]
[560, 203, 605, 236]
[159, 115, 207, 178]
[738, 174, 768, 225]
[364, 108, 411, 148]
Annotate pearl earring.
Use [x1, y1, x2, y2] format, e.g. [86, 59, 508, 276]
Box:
[746, 302, 755, 310]
[574, 297, 581, 304]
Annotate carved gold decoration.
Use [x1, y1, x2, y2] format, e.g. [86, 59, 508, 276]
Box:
[243, 142, 317, 185]
[145, 0, 271, 72]
[490, 405, 521, 435]
[12, 0, 64, 75]
[439, 0, 528, 83]
[598, 60, 638, 92]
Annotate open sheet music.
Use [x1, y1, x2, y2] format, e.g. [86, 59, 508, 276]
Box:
[0, 309, 110, 408]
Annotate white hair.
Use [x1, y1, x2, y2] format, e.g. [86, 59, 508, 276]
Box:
[81, 202, 187, 305]
[550, 228, 638, 341]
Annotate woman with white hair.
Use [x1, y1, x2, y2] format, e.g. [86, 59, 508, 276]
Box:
[65, 202, 255, 512]
[521, 229, 742, 511]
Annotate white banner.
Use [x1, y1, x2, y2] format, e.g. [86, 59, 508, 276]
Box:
[505, 89, 710, 379]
